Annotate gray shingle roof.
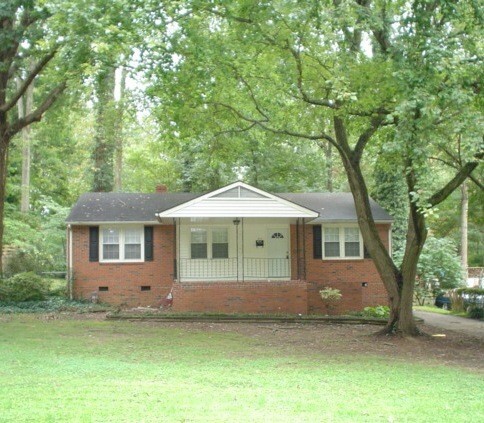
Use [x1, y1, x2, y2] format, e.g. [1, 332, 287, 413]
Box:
[66, 191, 393, 223]
[66, 192, 199, 223]
[279, 193, 393, 222]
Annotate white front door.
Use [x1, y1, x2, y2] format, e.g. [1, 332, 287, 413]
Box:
[267, 228, 289, 278]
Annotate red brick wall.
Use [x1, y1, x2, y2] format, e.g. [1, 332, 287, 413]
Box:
[172, 280, 307, 314]
[304, 224, 390, 314]
[71, 222, 390, 314]
[71, 225, 175, 307]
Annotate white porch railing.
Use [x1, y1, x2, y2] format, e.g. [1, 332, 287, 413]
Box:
[176, 258, 291, 280]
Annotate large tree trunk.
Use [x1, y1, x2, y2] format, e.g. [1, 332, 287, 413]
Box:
[92, 66, 116, 192]
[460, 181, 468, 283]
[16, 75, 34, 213]
[0, 138, 8, 274]
[113, 66, 126, 192]
[324, 143, 333, 192]
[333, 116, 420, 335]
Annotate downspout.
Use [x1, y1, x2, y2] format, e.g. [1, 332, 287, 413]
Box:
[388, 224, 393, 256]
[241, 218, 245, 282]
[302, 218, 307, 281]
[173, 218, 177, 281]
[296, 219, 300, 280]
[177, 218, 181, 283]
[235, 221, 239, 282]
[67, 224, 73, 300]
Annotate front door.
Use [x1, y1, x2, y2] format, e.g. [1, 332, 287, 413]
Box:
[267, 228, 289, 278]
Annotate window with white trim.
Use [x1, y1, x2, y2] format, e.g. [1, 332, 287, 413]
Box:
[212, 228, 228, 258]
[100, 226, 144, 262]
[191, 228, 208, 259]
[190, 227, 229, 259]
[323, 225, 362, 259]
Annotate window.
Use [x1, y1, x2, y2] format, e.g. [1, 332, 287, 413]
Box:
[190, 227, 229, 259]
[212, 228, 228, 258]
[324, 227, 340, 257]
[191, 228, 207, 259]
[100, 226, 144, 262]
[323, 225, 362, 259]
[344, 227, 360, 257]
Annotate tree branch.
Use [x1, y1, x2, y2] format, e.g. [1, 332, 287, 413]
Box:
[6, 81, 66, 139]
[427, 157, 483, 207]
[288, 44, 336, 109]
[212, 122, 257, 139]
[1, 50, 57, 113]
[353, 115, 385, 164]
[212, 101, 337, 145]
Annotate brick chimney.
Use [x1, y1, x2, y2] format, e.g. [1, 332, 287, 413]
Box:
[156, 184, 168, 194]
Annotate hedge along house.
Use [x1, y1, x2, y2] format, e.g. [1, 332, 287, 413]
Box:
[66, 181, 393, 314]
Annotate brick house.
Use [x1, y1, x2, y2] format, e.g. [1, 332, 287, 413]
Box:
[66, 181, 392, 314]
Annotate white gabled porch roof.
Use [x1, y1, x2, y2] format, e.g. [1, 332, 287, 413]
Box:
[156, 182, 319, 219]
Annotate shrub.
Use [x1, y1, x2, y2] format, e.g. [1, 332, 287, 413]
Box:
[363, 305, 390, 318]
[319, 287, 342, 314]
[3, 249, 55, 278]
[319, 287, 342, 302]
[467, 306, 484, 320]
[0, 272, 50, 302]
[49, 282, 68, 298]
[448, 290, 466, 313]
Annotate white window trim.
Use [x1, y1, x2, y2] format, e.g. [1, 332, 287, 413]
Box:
[100, 225, 145, 263]
[322, 224, 363, 260]
[190, 226, 229, 260]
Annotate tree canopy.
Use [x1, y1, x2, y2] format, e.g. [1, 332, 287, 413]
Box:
[1, 0, 482, 336]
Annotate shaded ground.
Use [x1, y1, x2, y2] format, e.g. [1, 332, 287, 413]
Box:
[133, 318, 484, 372]
[3, 312, 482, 372]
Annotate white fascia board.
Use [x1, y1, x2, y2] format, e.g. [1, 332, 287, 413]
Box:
[156, 181, 319, 219]
[66, 221, 161, 225]
[306, 219, 393, 225]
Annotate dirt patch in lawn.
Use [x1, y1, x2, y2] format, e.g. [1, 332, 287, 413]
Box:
[132, 319, 484, 372]
[9, 312, 480, 371]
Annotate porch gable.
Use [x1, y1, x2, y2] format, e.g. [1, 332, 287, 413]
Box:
[156, 181, 319, 219]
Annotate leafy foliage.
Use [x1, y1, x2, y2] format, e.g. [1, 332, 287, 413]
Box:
[394, 236, 463, 304]
[467, 306, 484, 320]
[0, 297, 110, 313]
[363, 306, 390, 319]
[372, 156, 408, 256]
[0, 272, 50, 302]
[3, 197, 69, 274]
[319, 287, 342, 302]
[416, 238, 463, 290]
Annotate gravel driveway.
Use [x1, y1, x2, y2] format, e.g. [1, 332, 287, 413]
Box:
[415, 310, 484, 340]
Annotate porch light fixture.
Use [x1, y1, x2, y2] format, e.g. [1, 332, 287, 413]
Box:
[233, 218, 241, 226]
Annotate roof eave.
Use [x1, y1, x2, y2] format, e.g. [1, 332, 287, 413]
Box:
[66, 220, 160, 225]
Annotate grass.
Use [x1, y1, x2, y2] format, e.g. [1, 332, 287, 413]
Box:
[414, 305, 468, 317]
[414, 305, 452, 315]
[0, 315, 483, 422]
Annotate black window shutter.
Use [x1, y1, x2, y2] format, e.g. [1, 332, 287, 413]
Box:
[313, 225, 322, 259]
[89, 227, 99, 262]
[363, 244, 371, 259]
[144, 226, 154, 261]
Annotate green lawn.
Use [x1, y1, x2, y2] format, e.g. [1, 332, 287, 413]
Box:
[0, 315, 482, 422]
[414, 305, 452, 315]
[414, 305, 468, 317]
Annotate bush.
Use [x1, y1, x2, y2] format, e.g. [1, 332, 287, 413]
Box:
[450, 288, 484, 314]
[0, 297, 110, 313]
[363, 305, 390, 318]
[0, 272, 50, 302]
[467, 306, 484, 320]
[3, 249, 56, 278]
